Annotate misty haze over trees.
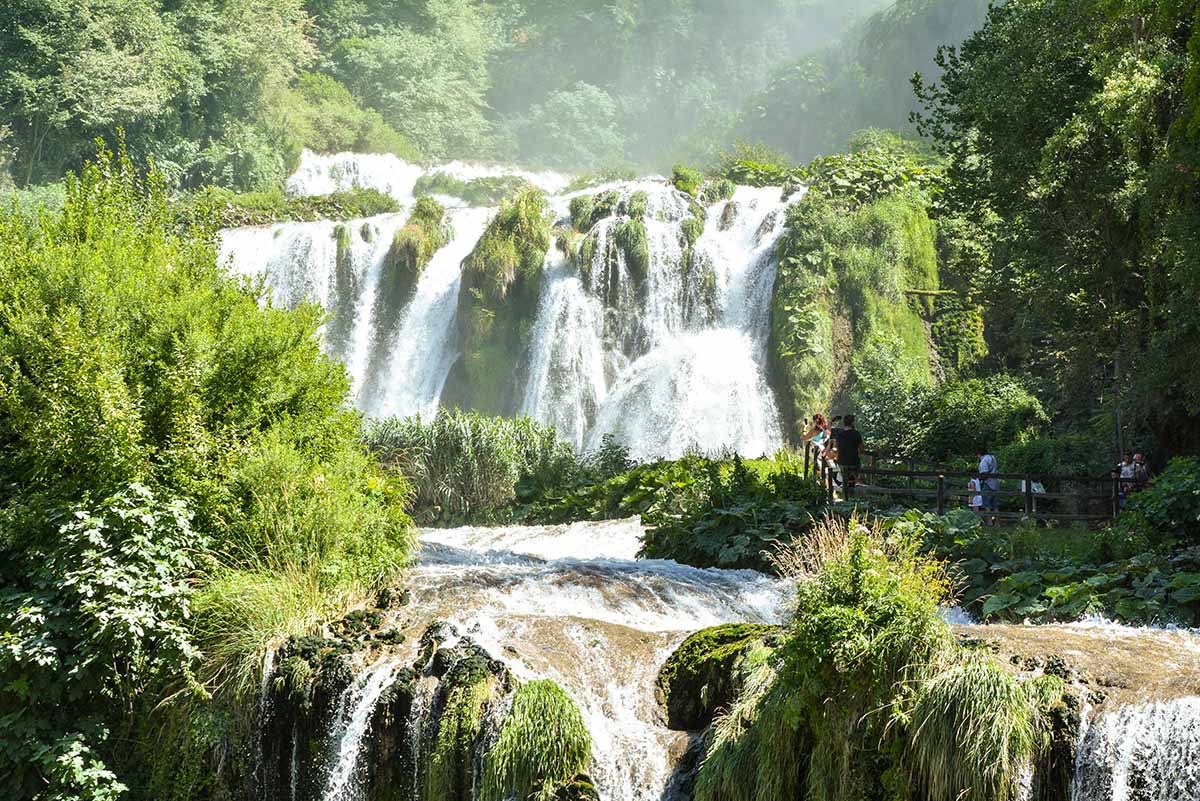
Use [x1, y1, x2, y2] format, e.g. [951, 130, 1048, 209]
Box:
[0, 0, 989, 188]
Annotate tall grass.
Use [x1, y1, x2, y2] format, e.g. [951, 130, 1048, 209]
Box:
[366, 410, 577, 523]
[481, 680, 591, 801]
[907, 660, 1036, 801]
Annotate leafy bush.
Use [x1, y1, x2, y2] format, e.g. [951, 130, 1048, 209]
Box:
[0, 485, 201, 801]
[912, 375, 1049, 461]
[280, 72, 420, 160]
[712, 141, 804, 188]
[0, 145, 414, 797]
[1118, 457, 1200, 550]
[898, 509, 1200, 625]
[671, 163, 704, 197]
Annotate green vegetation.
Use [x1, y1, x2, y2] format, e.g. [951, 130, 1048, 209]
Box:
[414, 172, 532, 206]
[452, 187, 552, 413]
[178, 185, 400, 228]
[902, 503, 1200, 626]
[656, 624, 777, 730]
[0, 147, 413, 800]
[381, 196, 449, 312]
[426, 653, 499, 801]
[612, 219, 650, 284]
[365, 410, 576, 524]
[671, 164, 704, 198]
[692, 514, 1046, 801]
[481, 679, 592, 801]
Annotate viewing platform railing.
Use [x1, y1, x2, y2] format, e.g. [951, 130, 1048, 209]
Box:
[800, 442, 1127, 525]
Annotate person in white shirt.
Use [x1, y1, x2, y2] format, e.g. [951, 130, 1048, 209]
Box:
[977, 448, 1000, 515]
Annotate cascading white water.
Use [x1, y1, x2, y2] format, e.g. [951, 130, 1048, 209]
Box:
[321, 658, 402, 801]
[288, 151, 426, 204]
[222, 154, 798, 460]
[400, 518, 791, 801]
[367, 206, 492, 419]
[1071, 696, 1200, 801]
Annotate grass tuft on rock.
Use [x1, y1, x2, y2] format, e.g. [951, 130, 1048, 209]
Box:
[482, 679, 591, 801]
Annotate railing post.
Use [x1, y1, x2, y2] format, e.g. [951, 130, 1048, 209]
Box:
[1112, 475, 1121, 519]
[1024, 475, 1034, 517]
[826, 462, 835, 503]
[803, 442, 810, 479]
[936, 474, 946, 516]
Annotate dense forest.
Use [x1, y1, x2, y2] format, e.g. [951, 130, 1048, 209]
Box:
[2, 1, 1200, 800]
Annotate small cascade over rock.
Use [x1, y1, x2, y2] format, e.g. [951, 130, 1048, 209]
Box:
[221, 154, 797, 459]
[1071, 697, 1200, 801]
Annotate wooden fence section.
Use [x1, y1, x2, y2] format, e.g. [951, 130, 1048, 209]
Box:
[801, 443, 1124, 525]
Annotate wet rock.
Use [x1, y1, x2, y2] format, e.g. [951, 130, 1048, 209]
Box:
[554, 772, 602, 801]
[656, 623, 779, 731]
[718, 201, 738, 231]
[376, 586, 411, 608]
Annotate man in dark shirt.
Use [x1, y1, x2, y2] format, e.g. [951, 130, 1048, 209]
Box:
[833, 414, 864, 491]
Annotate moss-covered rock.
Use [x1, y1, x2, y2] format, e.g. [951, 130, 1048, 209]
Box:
[326, 223, 358, 356]
[718, 201, 738, 232]
[656, 624, 778, 731]
[382, 196, 448, 308]
[425, 646, 508, 801]
[554, 773, 601, 801]
[612, 218, 649, 285]
[455, 188, 551, 414]
[620, 190, 649, 219]
[414, 172, 531, 206]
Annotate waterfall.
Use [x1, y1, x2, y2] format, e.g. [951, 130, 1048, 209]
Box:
[222, 154, 798, 460]
[1071, 696, 1200, 801]
[321, 658, 401, 801]
[287, 150, 425, 204]
[365, 206, 492, 419]
[406, 519, 791, 801]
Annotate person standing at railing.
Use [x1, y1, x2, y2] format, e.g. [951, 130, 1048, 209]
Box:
[803, 413, 830, 449]
[833, 415, 865, 493]
[1115, 451, 1136, 509]
[977, 447, 1000, 521]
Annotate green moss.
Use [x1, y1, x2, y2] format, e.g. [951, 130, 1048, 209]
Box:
[576, 232, 597, 283]
[383, 196, 449, 307]
[680, 216, 704, 251]
[656, 624, 777, 731]
[414, 172, 531, 206]
[178, 185, 400, 228]
[456, 188, 552, 413]
[425, 653, 499, 801]
[481, 680, 591, 801]
[569, 194, 596, 232]
[700, 178, 736, 205]
[327, 223, 357, 354]
[672, 163, 704, 197]
[622, 190, 649, 219]
[612, 218, 649, 285]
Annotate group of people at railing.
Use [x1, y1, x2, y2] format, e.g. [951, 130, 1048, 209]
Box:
[800, 411, 1153, 523]
[802, 413, 865, 491]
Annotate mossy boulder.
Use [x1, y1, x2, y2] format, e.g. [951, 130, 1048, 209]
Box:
[718, 201, 738, 231]
[414, 172, 530, 205]
[455, 188, 552, 414]
[554, 773, 601, 801]
[382, 196, 448, 308]
[612, 218, 649, 285]
[656, 624, 779, 731]
[569, 190, 620, 232]
[620, 190, 649, 219]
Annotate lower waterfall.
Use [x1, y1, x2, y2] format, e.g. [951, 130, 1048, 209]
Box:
[257, 519, 1200, 801]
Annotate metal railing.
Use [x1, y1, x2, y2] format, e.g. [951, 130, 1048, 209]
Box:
[800, 442, 1125, 524]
